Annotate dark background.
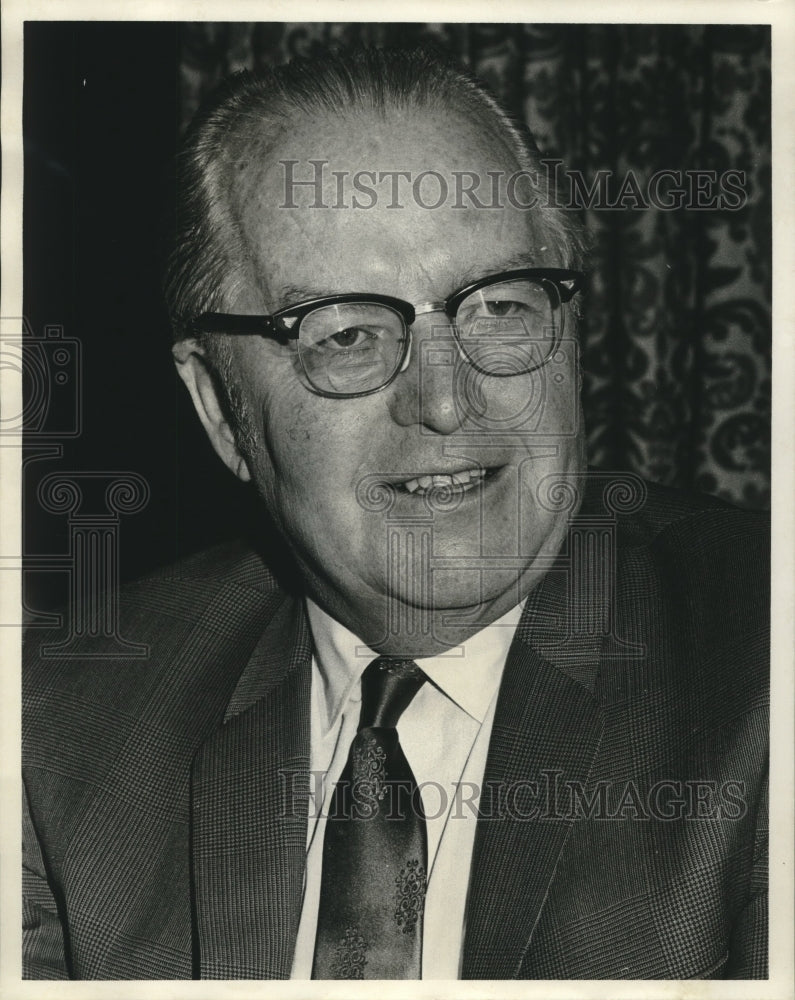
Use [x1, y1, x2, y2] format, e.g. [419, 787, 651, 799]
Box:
[23, 23, 257, 616]
[22, 21, 771, 615]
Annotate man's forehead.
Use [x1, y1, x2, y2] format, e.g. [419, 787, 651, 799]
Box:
[221, 104, 553, 308]
[227, 103, 523, 211]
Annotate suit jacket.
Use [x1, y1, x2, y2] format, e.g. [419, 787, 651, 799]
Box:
[22, 478, 769, 979]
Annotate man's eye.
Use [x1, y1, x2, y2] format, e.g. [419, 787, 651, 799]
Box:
[310, 325, 395, 352]
[458, 300, 527, 328]
[482, 299, 524, 317]
[325, 326, 373, 349]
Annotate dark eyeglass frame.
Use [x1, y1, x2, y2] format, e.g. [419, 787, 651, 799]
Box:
[188, 267, 585, 398]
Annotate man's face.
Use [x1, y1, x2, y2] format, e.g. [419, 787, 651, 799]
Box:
[206, 106, 585, 652]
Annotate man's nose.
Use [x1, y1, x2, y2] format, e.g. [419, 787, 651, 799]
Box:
[386, 312, 467, 434]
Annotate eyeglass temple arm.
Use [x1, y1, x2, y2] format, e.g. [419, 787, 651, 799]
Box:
[188, 313, 295, 341]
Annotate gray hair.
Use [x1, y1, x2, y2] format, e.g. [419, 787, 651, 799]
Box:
[163, 45, 587, 343]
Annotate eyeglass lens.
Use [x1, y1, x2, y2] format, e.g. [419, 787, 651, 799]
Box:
[297, 278, 560, 396]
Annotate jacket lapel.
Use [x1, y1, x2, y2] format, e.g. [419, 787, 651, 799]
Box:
[462, 560, 606, 979]
[190, 595, 313, 980]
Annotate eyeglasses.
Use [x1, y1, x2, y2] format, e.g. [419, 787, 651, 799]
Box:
[189, 268, 585, 399]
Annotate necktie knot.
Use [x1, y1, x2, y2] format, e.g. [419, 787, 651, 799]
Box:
[359, 656, 425, 731]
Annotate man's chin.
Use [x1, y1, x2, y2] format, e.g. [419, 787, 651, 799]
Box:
[374, 574, 527, 641]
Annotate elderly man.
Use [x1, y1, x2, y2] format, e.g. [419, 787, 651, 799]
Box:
[23, 47, 768, 980]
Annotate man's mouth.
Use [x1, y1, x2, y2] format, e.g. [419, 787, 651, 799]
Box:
[393, 467, 499, 496]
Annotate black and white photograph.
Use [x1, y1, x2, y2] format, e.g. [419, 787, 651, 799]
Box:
[3, 3, 792, 992]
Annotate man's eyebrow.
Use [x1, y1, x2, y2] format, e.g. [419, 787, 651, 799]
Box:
[452, 253, 539, 288]
[272, 284, 341, 309]
[271, 254, 547, 310]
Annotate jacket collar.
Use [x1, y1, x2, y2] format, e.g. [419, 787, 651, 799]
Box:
[190, 592, 313, 979]
[461, 503, 609, 978]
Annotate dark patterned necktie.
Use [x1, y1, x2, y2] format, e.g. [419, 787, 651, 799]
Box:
[312, 656, 427, 979]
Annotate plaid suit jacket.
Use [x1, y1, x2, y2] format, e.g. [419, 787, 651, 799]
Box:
[22, 478, 769, 979]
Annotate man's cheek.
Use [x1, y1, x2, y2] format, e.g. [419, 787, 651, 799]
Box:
[479, 369, 575, 434]
[256, 393, 317, 471]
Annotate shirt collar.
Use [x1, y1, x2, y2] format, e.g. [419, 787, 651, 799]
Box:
[305, 598, 525, 735]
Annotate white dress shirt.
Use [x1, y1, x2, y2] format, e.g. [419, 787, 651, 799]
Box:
[290, 598, 525, 979]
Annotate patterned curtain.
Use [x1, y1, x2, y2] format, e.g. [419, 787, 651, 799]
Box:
[179, 23, 771, 510]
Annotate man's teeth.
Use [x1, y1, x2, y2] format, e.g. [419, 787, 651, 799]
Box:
[401, 469, 487, 494]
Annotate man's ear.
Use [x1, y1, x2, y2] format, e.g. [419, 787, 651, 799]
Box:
[172, 339, 251, 482]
